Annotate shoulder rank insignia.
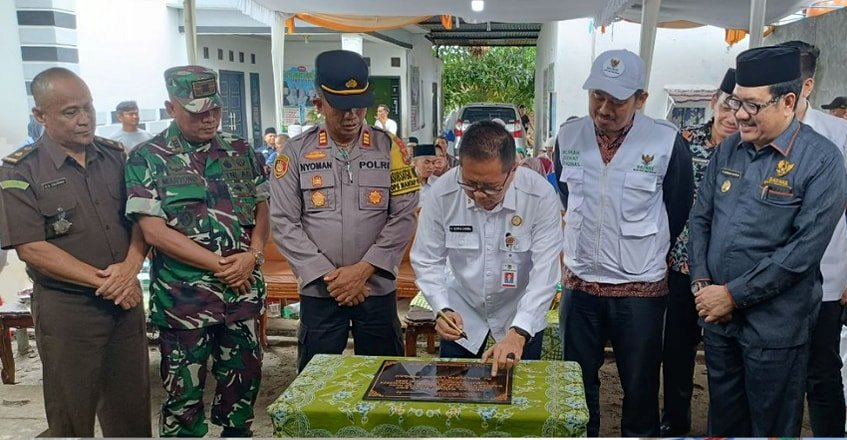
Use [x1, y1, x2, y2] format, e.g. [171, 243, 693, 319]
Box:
[362, 128, 371, 148]
[318, 129, 328, 148]
[2, 144, 36, 165]
[776, 159, 795, 177]
[95, 136, 126, 151]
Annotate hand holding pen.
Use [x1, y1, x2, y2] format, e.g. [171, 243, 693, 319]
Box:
[435, 309, 468, 341]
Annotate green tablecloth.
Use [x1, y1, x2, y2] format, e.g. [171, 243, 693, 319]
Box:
[267, 354, 588, 437]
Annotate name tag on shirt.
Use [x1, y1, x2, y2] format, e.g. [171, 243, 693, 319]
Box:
[449, 225, 473, 233]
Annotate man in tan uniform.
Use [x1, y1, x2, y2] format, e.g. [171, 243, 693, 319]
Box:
[0, 67, 150, 436]
[269, 50, 419, 371]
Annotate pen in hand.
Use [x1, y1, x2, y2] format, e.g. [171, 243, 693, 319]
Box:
[436, 309, 468, 340]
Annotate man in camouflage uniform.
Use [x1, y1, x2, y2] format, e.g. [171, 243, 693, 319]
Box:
[270, 50, 419, 372]
[125, 66, 269, 437]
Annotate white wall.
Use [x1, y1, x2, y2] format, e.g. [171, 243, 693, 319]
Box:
[282, 36, 442, 142]
[197, 34, 277, 140]
[405, 33, 442, 143]
[549, 20, 745, 125]
[534, 21, 559, 151]
[0, 0, 31, 154]
[76, 0, 186, 129]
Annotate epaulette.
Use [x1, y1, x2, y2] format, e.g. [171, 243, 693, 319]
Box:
[2, 144, 37, 165]
[94, 136, 125, 151]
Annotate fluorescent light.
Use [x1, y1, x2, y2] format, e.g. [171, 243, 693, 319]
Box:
[471, 0, 484, 12]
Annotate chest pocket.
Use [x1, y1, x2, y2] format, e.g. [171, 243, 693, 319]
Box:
[445, 231, 480, 251]
[499, 231, 532, 264]
[300, 171, 335, 212]
[621, 172, 659, 221]
[38, 195, 85, 239]
[161, 184, 210, 236]
[227, 181, 257, 226]
[358, 170, 390, 211]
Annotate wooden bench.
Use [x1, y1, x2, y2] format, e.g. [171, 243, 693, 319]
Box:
[0, 302, 34, 384]
[259, 229, 419, 347]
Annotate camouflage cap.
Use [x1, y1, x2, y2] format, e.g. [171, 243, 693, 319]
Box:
[164, 65, 224, 114]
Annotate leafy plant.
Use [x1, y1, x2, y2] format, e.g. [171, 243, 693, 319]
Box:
[437, 46, 536, 114]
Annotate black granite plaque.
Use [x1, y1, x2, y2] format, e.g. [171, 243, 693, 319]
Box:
[363, 360, 513, 404]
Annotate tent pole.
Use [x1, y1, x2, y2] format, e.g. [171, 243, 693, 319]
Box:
[748, 0, 767, 48]
[638, 0, 662, 90]
[183, 0, 198, 64]
[271, 14, 286, 131]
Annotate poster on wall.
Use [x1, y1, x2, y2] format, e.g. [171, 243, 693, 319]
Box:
[283, 65, 317, 127]
[409, 66, 421, 131]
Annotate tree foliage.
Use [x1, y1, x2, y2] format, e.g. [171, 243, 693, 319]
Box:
[438, 46, 536, 114]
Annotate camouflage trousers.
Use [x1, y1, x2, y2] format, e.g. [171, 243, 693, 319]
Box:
[157, 319, 262, 437]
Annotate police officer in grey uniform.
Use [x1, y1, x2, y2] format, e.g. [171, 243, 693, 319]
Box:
[0, 67, 150, 437]
[269, 50, 419, 372]
[689, 45, 847, 436]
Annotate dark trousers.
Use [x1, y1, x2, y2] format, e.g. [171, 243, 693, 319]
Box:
[298, 292, 403, 372]
[703, 329, 808, 436]
[32, 286, 151, 437]
[806, 300, 846, 437]
[439, 330, 545, 360]
[559, 288, 667, 437]
[661, 270, 702, 434]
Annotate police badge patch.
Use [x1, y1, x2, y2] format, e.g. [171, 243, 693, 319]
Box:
[274, 154, 290, 178]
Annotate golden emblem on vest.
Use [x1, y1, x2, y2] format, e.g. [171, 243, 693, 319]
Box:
[641, 154, 654, 165]
[776, 159, 795, 177]
[368, 189, 383, 205]
[311, 191, 326, 208]
[511, 214, 523, 227]
[311, 175, 323, 188]
[721, 179, 731, 193]
[346, 78, 358, 89]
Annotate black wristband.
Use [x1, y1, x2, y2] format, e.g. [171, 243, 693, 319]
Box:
[510, 326, 531, 343]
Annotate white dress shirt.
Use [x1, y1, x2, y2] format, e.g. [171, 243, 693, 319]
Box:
[374, 118, 397, 135]
[803, 107, 847, 301]
[411, 167, 563, 353]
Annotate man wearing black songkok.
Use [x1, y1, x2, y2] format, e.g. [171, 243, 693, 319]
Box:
[688, 45, 847, 436]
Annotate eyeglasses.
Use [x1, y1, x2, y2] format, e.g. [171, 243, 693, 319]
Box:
[457, 167, 512, 196]
[725, 95, 782, 115]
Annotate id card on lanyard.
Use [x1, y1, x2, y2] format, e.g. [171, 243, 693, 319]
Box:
[501, 232, 518, 288]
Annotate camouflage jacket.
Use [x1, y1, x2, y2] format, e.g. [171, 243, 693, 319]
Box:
[125, 122, 269, 329]
[668, 119, 717, 274]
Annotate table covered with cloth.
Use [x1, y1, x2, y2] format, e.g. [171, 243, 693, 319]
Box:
[267, 354, 588, 437]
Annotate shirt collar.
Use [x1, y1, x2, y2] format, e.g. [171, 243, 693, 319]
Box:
[42, 134, 101, 170]
[764, 118, 801, 156]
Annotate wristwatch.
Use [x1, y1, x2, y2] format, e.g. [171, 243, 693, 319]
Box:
[691, 280, 712, 294]
[510, 326, 532, 344]
[248, 247, 265, 267]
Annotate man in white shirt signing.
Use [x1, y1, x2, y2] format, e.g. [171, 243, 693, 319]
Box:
[411, 120, 563, 375]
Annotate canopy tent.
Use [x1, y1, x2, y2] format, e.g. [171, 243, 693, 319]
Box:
[183, 0, 812, 134]
[237, 0, 809, 29]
